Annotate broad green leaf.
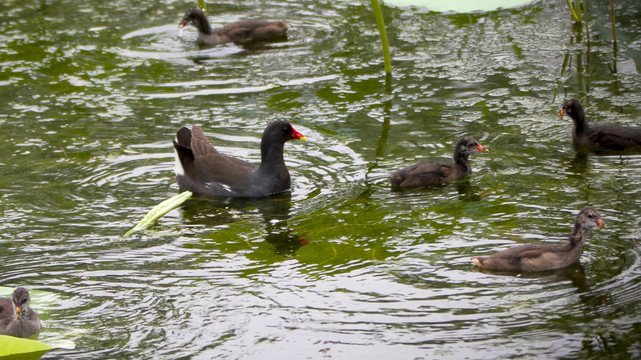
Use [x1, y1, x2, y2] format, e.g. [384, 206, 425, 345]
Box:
[123, 191, 193, 237]
[384, 0, 535, 12]
[0, 335, 52, 360]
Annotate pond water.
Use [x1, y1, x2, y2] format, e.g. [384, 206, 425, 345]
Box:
[1, 0, 641, 358]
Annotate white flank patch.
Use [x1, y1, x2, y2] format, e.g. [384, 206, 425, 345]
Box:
[174, 142, 185, 176]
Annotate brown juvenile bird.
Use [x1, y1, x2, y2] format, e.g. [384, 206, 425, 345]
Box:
[179, 8, 290, 45]
[472, 207, 606, 272]
[559, 99, 641, 153]
[0, 287, 42, 338]
[390, 136, 488, 190]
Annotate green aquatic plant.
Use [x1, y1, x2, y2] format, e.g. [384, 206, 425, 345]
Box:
[610, 0, 617, 45]
[566, 0, 582, 22]
[370, 0, 392, 75]
[0, 336, 52, 360]
[197, 0, 207, 13]
[123, 191, 193, 237]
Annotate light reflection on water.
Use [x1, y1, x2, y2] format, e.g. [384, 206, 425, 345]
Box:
[1, 0, 641, 358]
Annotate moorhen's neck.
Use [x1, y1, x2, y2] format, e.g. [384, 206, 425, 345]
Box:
[260, 138, 286, 166]
[187, 10, 213, 35]
[569, 104, 589, 136]
[568, 219, 590, 247]
[453, 150, 471, 173]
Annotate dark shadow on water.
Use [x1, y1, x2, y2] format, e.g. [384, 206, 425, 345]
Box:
[474, 259, 616, 309]
[566, 149, 641, 176]
[474, 262, 592, 292]
[181, 38, 291, 64]
[181, 192, 307, 255]
[566, 152, 590, 175]
[455, 178, 484, 202]
[390, 177, 484, 202]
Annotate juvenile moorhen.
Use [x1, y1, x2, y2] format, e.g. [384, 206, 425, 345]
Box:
[0, 287, 42, 338]
[559, 99, 641, 153]
[390, 136, 488, 190]
[173, 121, 307, 198]
[472, 207, 606, 272]
[179, 8, 290, 45]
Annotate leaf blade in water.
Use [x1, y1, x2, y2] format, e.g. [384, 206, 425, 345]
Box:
[0, 335, 53, 360]
[123, 191, 193, 237]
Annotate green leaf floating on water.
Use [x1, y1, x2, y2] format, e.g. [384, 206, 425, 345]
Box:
[123, 191, 193, 237]
[0, 336, 52, 360]
[383, 0, 535, 12]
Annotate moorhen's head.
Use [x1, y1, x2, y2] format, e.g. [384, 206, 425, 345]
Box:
[558, 99, 585, 121]
[262, 121, 307, 144]
[576, 207, 607, 231]
[179, 8, 210, 32]
[455, 136, 488, 157]
[12, 287, 31, 319]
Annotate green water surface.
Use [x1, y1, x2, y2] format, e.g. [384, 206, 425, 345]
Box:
[1, 0, 641, 358]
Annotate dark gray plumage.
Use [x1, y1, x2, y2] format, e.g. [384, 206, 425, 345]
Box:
[173, 121, 307, 198]
[0, 287, 42, 338]
[179, 8, 290, 45]
[559, 99, 641, 153]
[390, 136, 488, 190]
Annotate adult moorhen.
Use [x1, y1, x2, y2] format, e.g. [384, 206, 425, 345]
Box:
[472, 207, 606, 272]
[179, 8, 290, 45]
[173, 121, 307, 198]
[390, 136, 488, 190]
[0, 287, 42, 338]
[559, 99, 641, 153]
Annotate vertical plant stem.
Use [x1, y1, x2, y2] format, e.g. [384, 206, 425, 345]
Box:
[197, 0, 207, 13]
[370, 0, 392, 75]
[610, 0, 617, 45]
[581, 0, 590, 44]
[566, 0, 581, 22]
[610, 0, 618, 74]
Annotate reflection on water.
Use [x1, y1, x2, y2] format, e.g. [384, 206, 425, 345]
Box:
[181, 193, 308, 255]
[1, 0, 641, 358]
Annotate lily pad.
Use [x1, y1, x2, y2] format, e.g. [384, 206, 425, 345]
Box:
[0, 336, 52, 360]
[384, 0, 536, 13]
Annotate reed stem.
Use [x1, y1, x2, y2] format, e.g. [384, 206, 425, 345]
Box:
[370, 0, 392, 75]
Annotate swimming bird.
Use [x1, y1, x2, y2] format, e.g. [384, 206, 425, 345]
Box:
[472, 207, 606, 272]
[559, 99, 641, 153]
[173, 121, 307, 198]
[390, 136, 488, 190]
[179, 8, 290, 45]
[0, 287, 42, 338]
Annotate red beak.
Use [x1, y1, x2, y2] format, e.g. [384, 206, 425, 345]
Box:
[291, 126, 307, 142]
